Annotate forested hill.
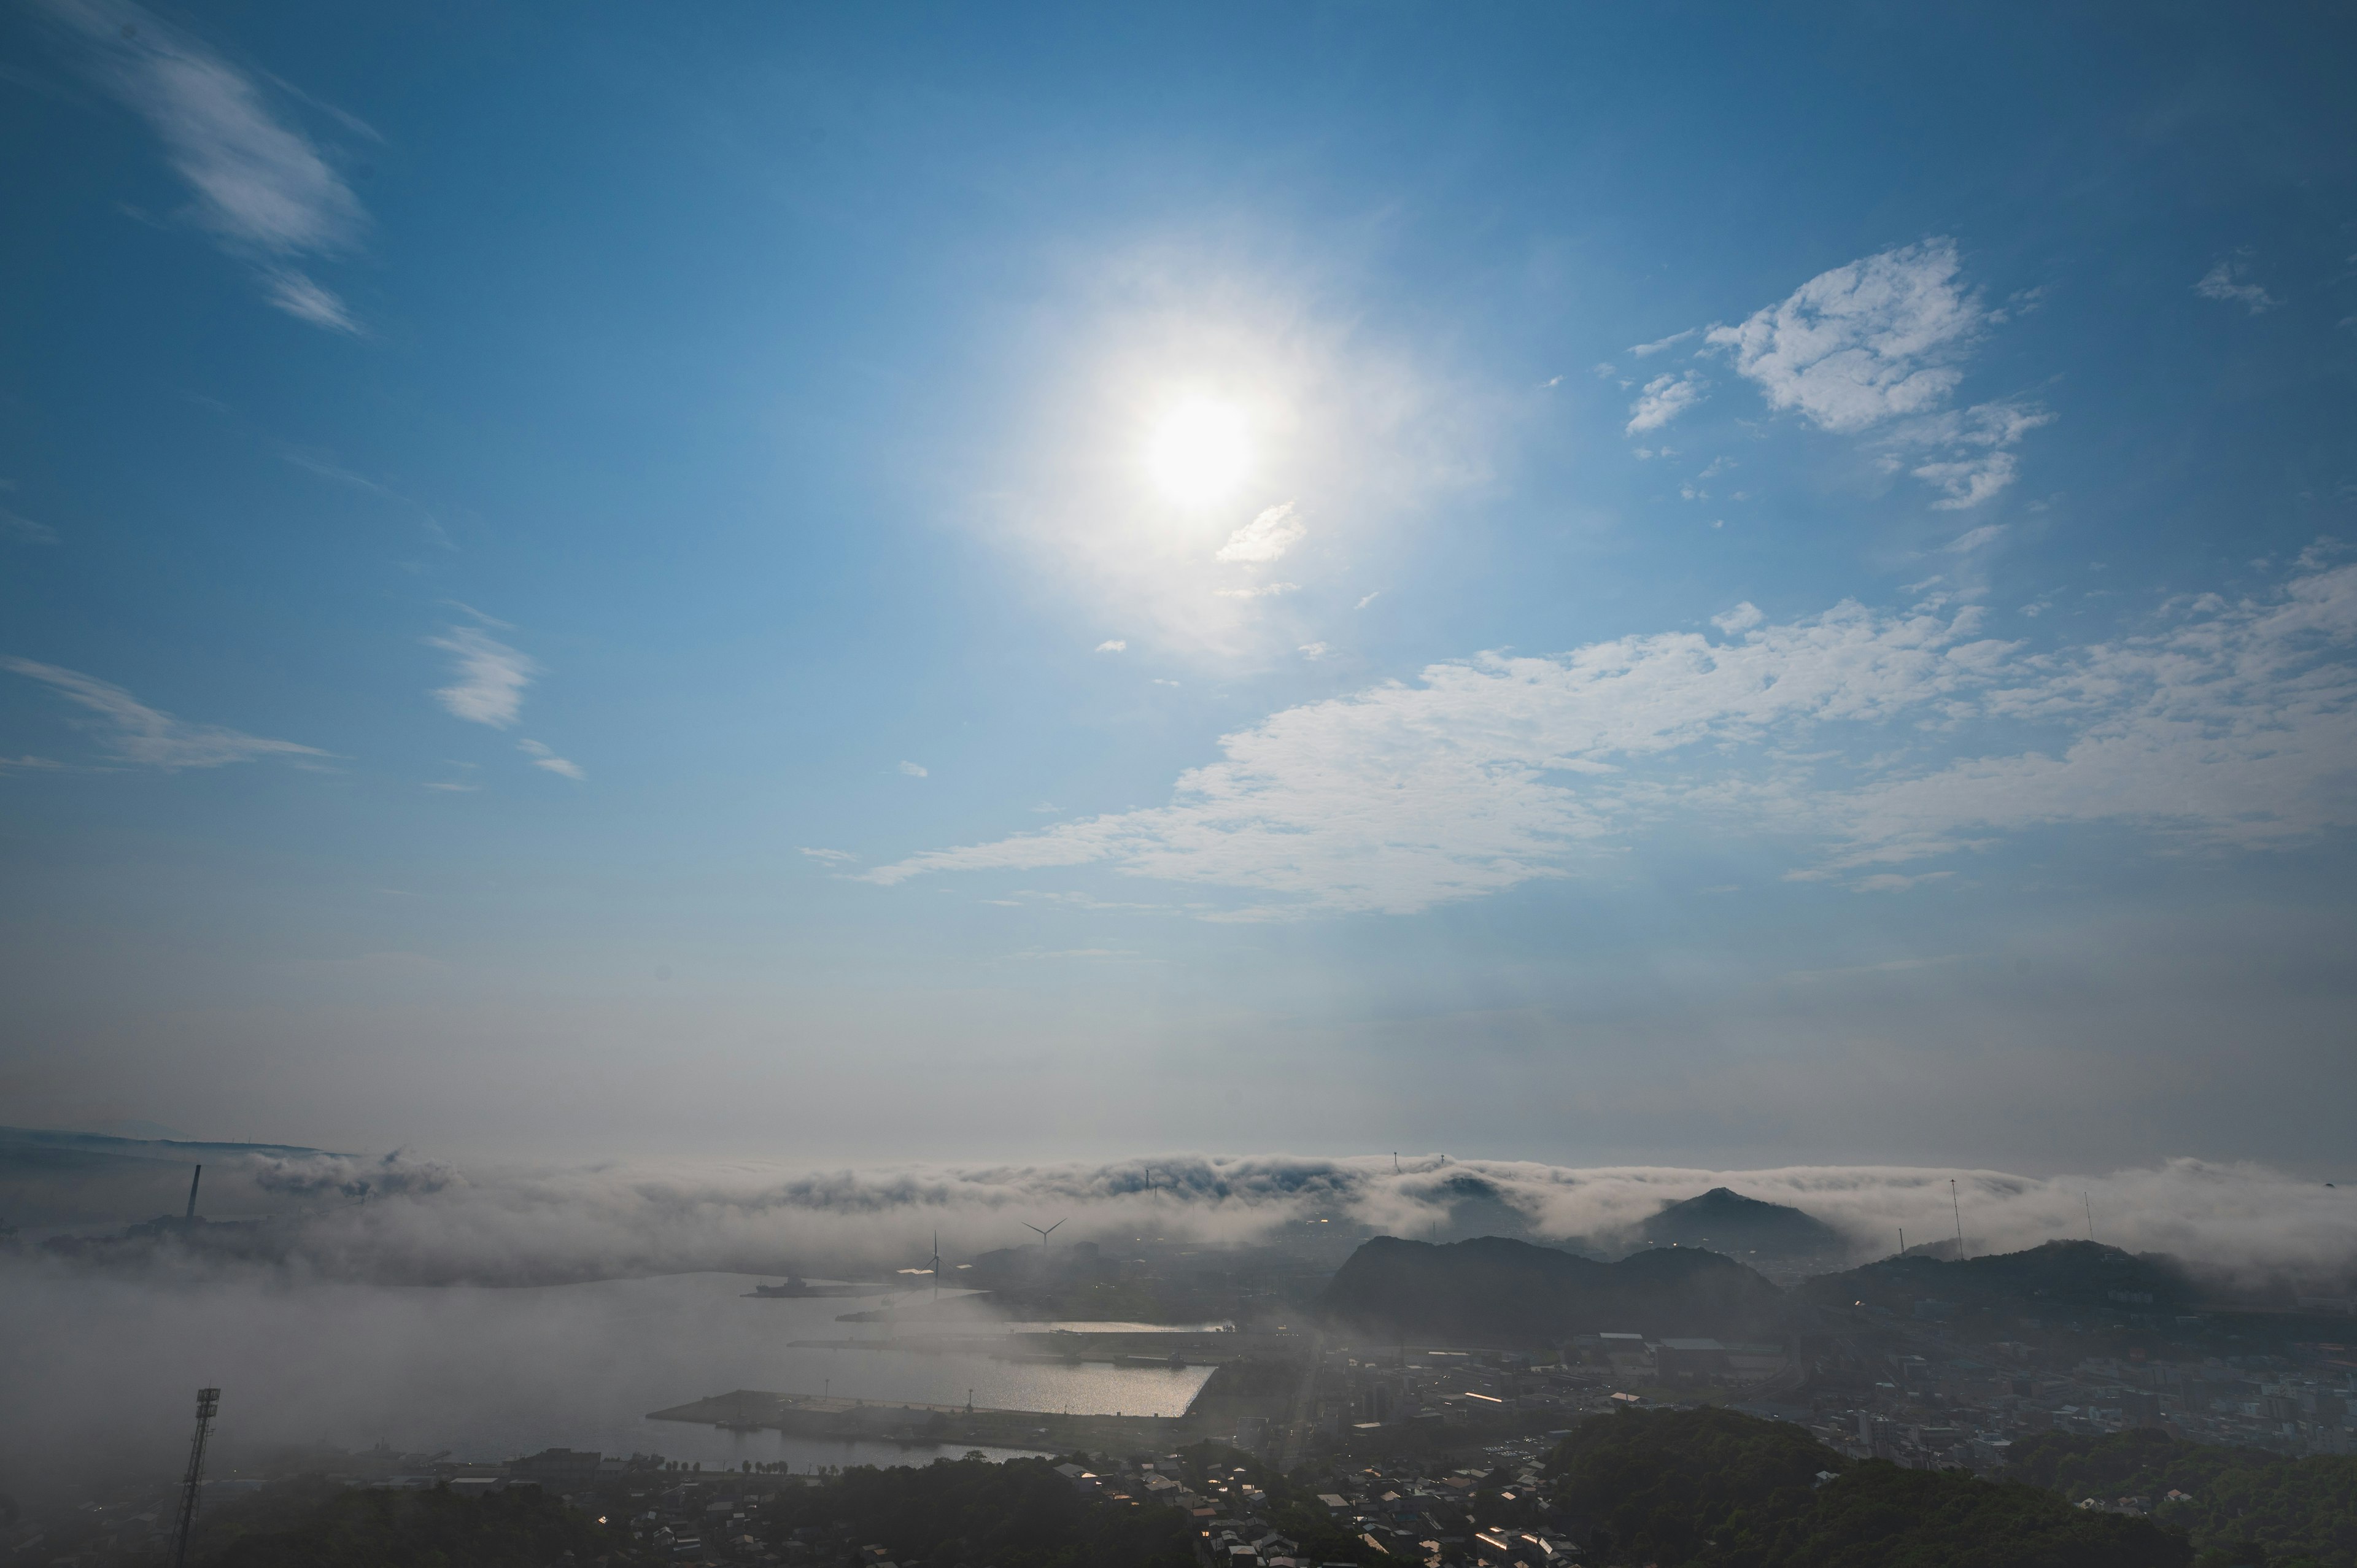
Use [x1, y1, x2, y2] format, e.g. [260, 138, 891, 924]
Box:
[1799, 1239, 2200, 1320]
[2005, 1428, 2357, 1567]
[1549, 1407, 2191, 1567]
[1317, 1235, 1786, 1345]
[1635, 1188, 1848, 1261]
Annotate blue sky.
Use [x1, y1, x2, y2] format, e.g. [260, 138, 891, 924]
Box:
[3, 1, 2355, 1170]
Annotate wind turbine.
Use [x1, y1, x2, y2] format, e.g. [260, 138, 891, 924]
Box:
[1024, 1218, 1064, 1249]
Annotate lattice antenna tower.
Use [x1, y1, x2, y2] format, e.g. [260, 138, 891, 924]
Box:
[169, 1386, 220, 1568]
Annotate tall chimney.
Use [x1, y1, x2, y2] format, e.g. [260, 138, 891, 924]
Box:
[185, 1164, 202, 1222]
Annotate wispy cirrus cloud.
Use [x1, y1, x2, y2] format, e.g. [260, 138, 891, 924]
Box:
[2194, 253, 2279, 314]
[517, 739, 584, 781]
[1628, 327, 1698, 358]
[1, 657, 325, 770]
[427, 627, 535, 728]
[1, 507, 60, 545]
[34, 0, 369, 332]
[863, 562, 2357, 916]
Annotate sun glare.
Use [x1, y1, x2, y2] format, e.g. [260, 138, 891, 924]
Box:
[1144, 398, 1253, 506]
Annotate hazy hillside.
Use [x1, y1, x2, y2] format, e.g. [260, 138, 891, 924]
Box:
[1634, 1187, 1849, 1262]
[1317, 1234, 1786, 1345]
[1800, 1239, 2200, 1320]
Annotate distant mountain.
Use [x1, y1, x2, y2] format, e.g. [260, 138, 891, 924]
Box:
[1316, 1234, 1786, 1346]
[1635, 1187, 1849, 1261]
[1800, 1239, 2199, 1318]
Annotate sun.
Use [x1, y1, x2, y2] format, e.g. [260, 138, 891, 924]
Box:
[1144, 397, 1253, 507]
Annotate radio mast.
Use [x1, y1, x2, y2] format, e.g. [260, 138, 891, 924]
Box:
[169, 1387, 220, 1568]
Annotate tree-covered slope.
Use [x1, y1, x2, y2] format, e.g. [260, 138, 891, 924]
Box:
[1318, 1235, 1786, 1345]
[2007, 1429, 2357, 1567]
[1546, 1407, 2191, 1568]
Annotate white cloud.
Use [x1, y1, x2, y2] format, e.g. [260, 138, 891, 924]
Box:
[2, 508, 59, 545]
[261, 268, 360, 334]
[1688, 245, 2050, 504]
[1849, 871, 1953, 893]
[898, 760, 929, 777]
[1298, 641, 1330, 660]
[798, 847, 857, 863]
[1625, 371, 1705, 435]
[864, 563, 2357, 916]
[1708, 239, 1982, 433]
[2194, 255, 2279, 315]
[36, 0, 369, 330]
[421, 780, 478, 793]
[1213, 502, 1306, 564]
[1628, 328, 1698, 357]
[1356, 592, 1381, 610]
[427, 627, 535, 728]
[517, 738, 584, 781]
[1946, 523, 2008, 554]
[1213, 582, 1298, 600]
[1709, 602, 1765, 635]
[1, 657, 326, 770]
[1889, 398, 2055, 509]
[1093, 639, 1127, 653]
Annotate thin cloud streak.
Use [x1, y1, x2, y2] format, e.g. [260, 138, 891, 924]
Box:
[517, 738, 584, 781]
[427, 627, 536, 728]
[34, 0, 369, 331]
[1, 657, 326, 770]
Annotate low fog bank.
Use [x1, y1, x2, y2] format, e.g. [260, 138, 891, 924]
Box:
[25, 1148, 2355, 1286]
[0, 1262, 1073, 1508]
[5, 1150, 2351, 1504]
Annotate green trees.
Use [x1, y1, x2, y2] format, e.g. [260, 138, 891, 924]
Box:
[1728, 1462, 2192, 1568]
[1548, 1406, 1848, 1564]
[200, 1486, 643, 1568]
[2007, 1430, 2357, 1567]
[756, 1454, 1198, 1568]
[1546, 1408, 2191, 1568]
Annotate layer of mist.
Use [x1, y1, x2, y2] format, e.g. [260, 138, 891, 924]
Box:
[15, 1144, 2351, 1286]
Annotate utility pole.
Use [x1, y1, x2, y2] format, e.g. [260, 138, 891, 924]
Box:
[170, 1387, 220, 1568]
